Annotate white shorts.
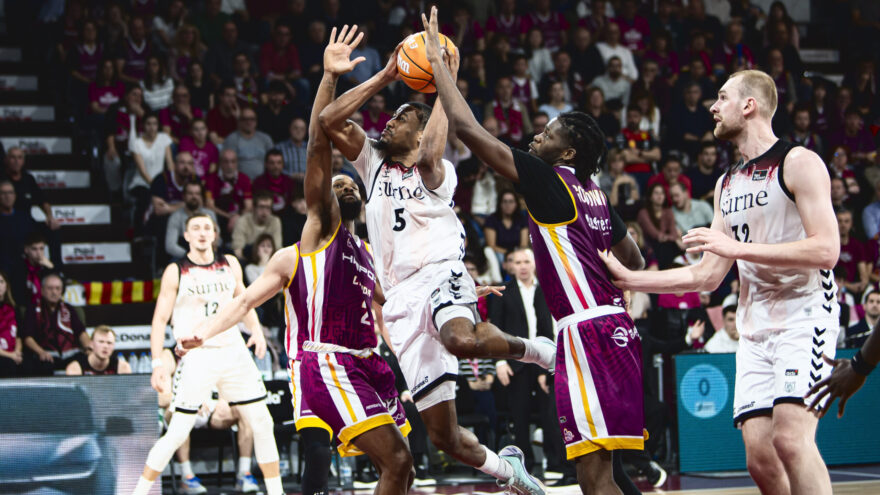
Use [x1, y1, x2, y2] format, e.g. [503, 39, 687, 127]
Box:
[171, 343, 267, 414]
[381, 260, 478, 406]
[733, 322, 839, 427]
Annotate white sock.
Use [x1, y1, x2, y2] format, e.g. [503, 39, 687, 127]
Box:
[518, 337, 553, 369]
[178, 460, 195, 479]
[265, 475, 284, 495]
[238, 456, 252, 476]
[477, 446, 514, 481]
[132, 476, 155, 495]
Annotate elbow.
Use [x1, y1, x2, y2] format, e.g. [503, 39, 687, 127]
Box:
[819, 244, 839, 271]
[627, 254, 646, 272]
[317, 108, 335, 131]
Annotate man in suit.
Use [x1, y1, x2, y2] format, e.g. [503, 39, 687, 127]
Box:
[490, 248, 563, 478]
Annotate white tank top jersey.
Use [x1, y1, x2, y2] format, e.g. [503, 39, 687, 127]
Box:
[171, 255, 242, 347]
[719, 140, 839, 338]
[352, 138, 466, 290]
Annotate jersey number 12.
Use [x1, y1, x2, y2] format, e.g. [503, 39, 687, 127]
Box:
[731, 223, 751, 243]
[204, 301, 219, 316]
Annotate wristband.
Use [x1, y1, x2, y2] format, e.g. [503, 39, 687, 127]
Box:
[151, 359, 165, 370]
[851, 349, 875, 376]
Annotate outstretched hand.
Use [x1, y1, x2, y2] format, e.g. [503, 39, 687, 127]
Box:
[805, 354, 866, 418]
[323, 24, 366, 76]
[476, 285, 504, 299]
[421, 6, 443, 64]
[682, 227, 741, 259]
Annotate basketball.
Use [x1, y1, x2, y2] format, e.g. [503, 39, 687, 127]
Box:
[396, 31, 457, 93]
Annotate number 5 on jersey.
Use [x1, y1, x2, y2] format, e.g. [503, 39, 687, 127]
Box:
[393, 208, 406, 232]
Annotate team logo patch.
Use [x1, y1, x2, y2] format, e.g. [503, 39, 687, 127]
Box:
[402, 168, 414, 180]
[559, 416, 567, 424]
[784, 381, 796, 393]
[610, 326, 636, 347]
[785, 369, 798, 376]
[563, 428, 574, 442]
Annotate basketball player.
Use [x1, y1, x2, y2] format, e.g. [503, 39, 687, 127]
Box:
[422, 8, 646, 495]
[602, 70, 840, 495]
[182, 26, 416, 494]
[806, 322, 878, 418]
[65, 325, 132, 375]
[318, 21, 553, 495]
[132, 214, 283, 495]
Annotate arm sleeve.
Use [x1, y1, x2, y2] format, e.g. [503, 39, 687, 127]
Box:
[510, 148, 576, 224]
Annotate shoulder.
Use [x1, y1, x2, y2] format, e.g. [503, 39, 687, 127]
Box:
[223, 253, 242, 269]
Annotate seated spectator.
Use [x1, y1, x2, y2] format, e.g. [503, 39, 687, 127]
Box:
[207, 84, 241, 145]
[601, 151, 640, 220]
[104, 85, 146, 191]
[531, 111, 549, 136]
[666, 81, 714, 160]
[69, 20, 103, 87]
[152, 0, 186, 52]
[687, 142, 722, 202]
[485, 0, 525, 51]
[537, 81, 573, 121]
[863, 180, 880, 240]
[704, 305, 740, 353]
[223, 108, 274, 179]
[591, 56, 632, 111]
[626, 221, 658, 270]
[484, 35, 514, 89]
[455, 78, 485, 125]
[615, 105, 661, 188]
[276, 118, 307, 181]
[344, 25, 383, 89]
[168, 24, 207, 83]
[129, 114, 174, 234]
[829, 109, 876, 166]
[484, 191, 529, 261]
[510, 56, 540, 115]
[647, 157, 692, 200]
[486, 77, 532, 146]
[232, 52, 260, 106]
[253, 150, 297, 213]
[846, 290, 880, 348]
[296, 20, 327, 87]
[16, 234, 53, 311]
[0, 147, 60, 232]
[259, 23, 302, 89]
[245, 233, 276, 285]
[65, 325, 132, 375]
[521, 0, 569, 51]
[831, 177, 858, 214]
[165, 181, 219, 260]
[149, 152, 195, 252]
[88, 59, 125, 120]
[362, 94, 392, 141]
[584, 87, 621, 145]
[258, 81, 305, 144]
[22, 273, 90, 376]
[0, 270, 21, 377]
[596, 22, 639, 81]
[115, 16, 152, 85]
[204, 20, 253, 88]
[579, 0, 615, 39]
[837, 208, 870, 295]
[0, 184, 38, 304]
[765, 48, 797, 128]
[614, 0, 651, 54]
[232, 191, 282, 260]
[683, 0, 724, 51]
[669, 182, 713, 233]
[764, 18, 803, 78]
[141, 55, 175, 111]
[631, 91, 662, 139]
[179, 119, 219, 179]
[160, 86, 204, 144]
[185, 60, 212, 112]
[538, 50, 585, 110]
[638, 183, 682, 267]
[836, 266, 859, 331]
[280, 195, 307, 248]
[193, 0, 230, 48]
[206, 149, 253, 238]
[713, 20, 755, 75]
[524, 28, 554, 83]
[643, 31, 680, 86]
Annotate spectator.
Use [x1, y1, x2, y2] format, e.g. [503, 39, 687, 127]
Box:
[178, 119, 218, 180]
[102, 3, 129, 50]
[669, 182, 713, 233]
[152, 0, 186, 50]
[648, 0, 684, 51]
[245, 233, 276, 285]
[713, 20, 755, 75]
[149, 152, 195, 254]
[521, 0, 569, 51]
[484, 30, 514, 86]
[579, 0, 615, 39]
[682, 0, 724, 50]
[638, 183, 682, 267]
[596, 22, 639, 82]
[16, 234, 52, 311]
[765, 19, 803, 78]
[204, 20, 253, 87]
[809, 81, 832, 139]
[837, 208, 870, 295]
[591, 56, 632, 110]
[141, 55, 175, 111]
[614, 0, 651, 54]
[626, 221, 658, 270]
[704, 305, 740, 353]
[567, 26, 605, 87]
[259, 23, 302, 88]
[764, 1, 800, 49]
[615, 105, 661, 188]
[276, 118, 308, 181]
[486, 0, 525, 50]
[223, 108, 274, 180]
[484, 190, 529, 260]
[539, 50, 586, 107]
[168, 24, 206, 83]
[647, 156, 693, 199]
[362, 94, 392, 141]
[831, 177, 854, 213]
[185, 60, 212, 112]
[207, 84, 241, 145]
[165, 181, 219, 260]
[486, 77, 532, 146]
[462, 52, 493, 109]
[345, 25, 383, 88]
[687, 142, 722, 202]
[666, 81, 714, 160]
[836, 266, 859, 332]
[115, 16, 152, 85]
[863, 180, 880, 240]
[788, 106, 824, 157]
[583, 86, 621, 145]
[765, 48, 797, 121]
[231, 191, 282, 259]
[531, 111, 550, 136]
[65, 325, 132, 375]
[258, 81, 305, 144]
[69, 20, 103, 87]
[632, 91, 662, 139]
[845, 59, 877, 117]
[88, 59, 125, 118]
[681, 32, 714, 79]
[22, 273, 90, 376]
[231, 52, 260, 107]
[253, 149, 297, 213]
[104, 85, 146, 191]
[524, 28, 554, 83]
[845, 290, 880, 348]
[490, 248, 558, 474]
[193, 0, 230, 48]
[206, 149, 253, 236]
[537, 81, 573, 121]
[829, 109, 876, 165]
[296, 20, 327, 87]
[0, 184, 37, 304]
[160, 86, 204, 144]
[129, 113, 174, 234]
[644, 30, 680, 85]
[0, 147, 60, 231]
[0, 270, 20, 377]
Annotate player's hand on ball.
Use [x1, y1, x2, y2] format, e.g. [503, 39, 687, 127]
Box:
[682, 227, 741, 259]
[247, 330, 267, 360]
[805, 354, 866, 419]
[476, 285, 505, 298]
[441, 44, 460, 80]
[323, 24, 366, 76]
[380, 42, 403, 84]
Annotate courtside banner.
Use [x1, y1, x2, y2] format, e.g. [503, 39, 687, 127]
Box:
[62, 243, 131, 264]
[0, 104, 53, 119]
[0, 136, 72, 154]
[0, 75, 38, 91]
[32, 170, 91, 189]
[87, 325, 175, 351]
[30, 204, 111, 225]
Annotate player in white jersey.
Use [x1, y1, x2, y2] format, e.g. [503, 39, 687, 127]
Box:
[603, 70, 840, 495]
[318, 35, 554, 494]
[132, 214, 284, 495]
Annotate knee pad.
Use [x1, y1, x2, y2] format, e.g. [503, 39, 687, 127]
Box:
[146, 412, 197, 472]
[236, 402, 279, 464]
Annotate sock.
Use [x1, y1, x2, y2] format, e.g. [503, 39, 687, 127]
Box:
[179, 460, 195, 479]
[265, 475, 284, 495]
[477, 446, 514, 481]
[518, 337, 554, 369]
[132, 476, 155, 495]
[238, 456, 252, 476]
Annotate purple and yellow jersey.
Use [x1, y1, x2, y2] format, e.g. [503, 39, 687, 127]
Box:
[284, 223, 377, 360]
[527, 165, 625, 321]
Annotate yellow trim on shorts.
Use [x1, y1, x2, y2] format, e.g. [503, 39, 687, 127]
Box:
[301, 221, 341, 257]
[325, 354, 358, 422]
[399, 419, 412, 438]
[567, 330, 598, 437]
[566, 436, 645, 459]
[295, 417, 333, 436]
[336, 413, 397, 457]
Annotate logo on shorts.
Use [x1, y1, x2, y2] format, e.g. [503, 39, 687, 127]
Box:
[785, 369, 798, 376]
[366, 403, 382, 410]
[610, 327, 636, 347]
[559, 416, 567, 424]
[784, 381, 796, 393]
[735, 401, 755, 414]
[431, 288, 440, 300]
[563, 428, 574, 442]
[412, 375, 429, 392]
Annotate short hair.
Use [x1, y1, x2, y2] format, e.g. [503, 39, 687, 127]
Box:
[662, 156, 682, 169]
[728, 70, 778, 119]
[533, 111, 549, 121]
[0, 179, 13, 190]
[555, 111, 608, 183]
[264, 148, 283, 163]
[607, 55, 622, 65]
[249, 233, 277, 265]
[41, 271, 63, 287]
[403, 102, 431, 130]
[626, 104, 642, 114]
[93, 325, 116, 339]
[24, 232, 47, 247]
[191, 117, 207, 129]
[253, 189, 273, 205]
[867, 291, 880, 302]
[668, 181, 686, 194]
[699, 141, 717, 154]
[722, 305, 737, 317]
[184, 212, 213, 228]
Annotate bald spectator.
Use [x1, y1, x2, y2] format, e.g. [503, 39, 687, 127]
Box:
[66, 326, 132, 375]
[669, 182, 713, 233]
[253, 150, 297, 213]
[22, 273, 90, 376]
[276, 117, 308, 180]
[222, 108, 274, 179]
[206, 149, 253, 237]
[231, 191, 282, 260]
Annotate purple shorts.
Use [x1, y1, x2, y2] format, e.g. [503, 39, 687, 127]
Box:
[289, 360, 332, 435]
[555, 311, 645, 459]
[301, 351, 410, 456]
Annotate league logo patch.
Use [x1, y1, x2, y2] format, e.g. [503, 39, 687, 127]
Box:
[784, 381, 796, 393]
[563, 428, 574, 442]
[559, 416, 567, 424]
[752, 168, 768, 181]
[785, 369, 798, 376]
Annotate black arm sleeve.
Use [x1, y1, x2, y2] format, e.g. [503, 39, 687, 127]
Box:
[609, 199, 627, 245]
[511, 148, 576, 225]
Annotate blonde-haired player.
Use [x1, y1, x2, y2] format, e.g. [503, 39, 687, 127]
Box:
[603, 69, 840, 495]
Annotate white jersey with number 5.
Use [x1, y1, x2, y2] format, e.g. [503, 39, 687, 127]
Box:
[352, 138, 466, 290]
[719, 140, 838, 339]
[171, 255, 241, 347]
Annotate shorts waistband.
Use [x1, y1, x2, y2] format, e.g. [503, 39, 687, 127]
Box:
[302, 341, 373, 358]
[556, 305, 626, 330]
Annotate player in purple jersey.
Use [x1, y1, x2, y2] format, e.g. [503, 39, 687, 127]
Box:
[423, 8, 646, 495]
[181, 26, 416, 494]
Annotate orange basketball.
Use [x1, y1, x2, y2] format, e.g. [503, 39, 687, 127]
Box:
[396, 31, 458, 93]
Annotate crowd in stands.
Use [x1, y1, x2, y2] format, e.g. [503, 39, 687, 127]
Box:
[2, 0, 880, 483]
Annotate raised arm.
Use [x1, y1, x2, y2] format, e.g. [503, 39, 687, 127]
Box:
[422, 8, 519, 182]
[415, 85, 450, 190]
[319, 36, 400, 161]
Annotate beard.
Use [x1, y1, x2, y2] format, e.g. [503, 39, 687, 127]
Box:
[339, 197, 362, 221]
[713, 120, 740, 141]
[185, 200, 200, 211]
[375, 136, 390, 150]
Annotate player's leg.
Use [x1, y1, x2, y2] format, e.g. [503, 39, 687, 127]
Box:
[574, 450, 621, 495]
[440, 316, 554, 369]
[210, 400, 258, 492]
[349, 423, 413, 495]
[299, 427, 332, 495]
[234, 401, 282, 494]
[133, 412, 199, 495]
[742, 416, 790, 495]
[770, 404, 830, 495]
